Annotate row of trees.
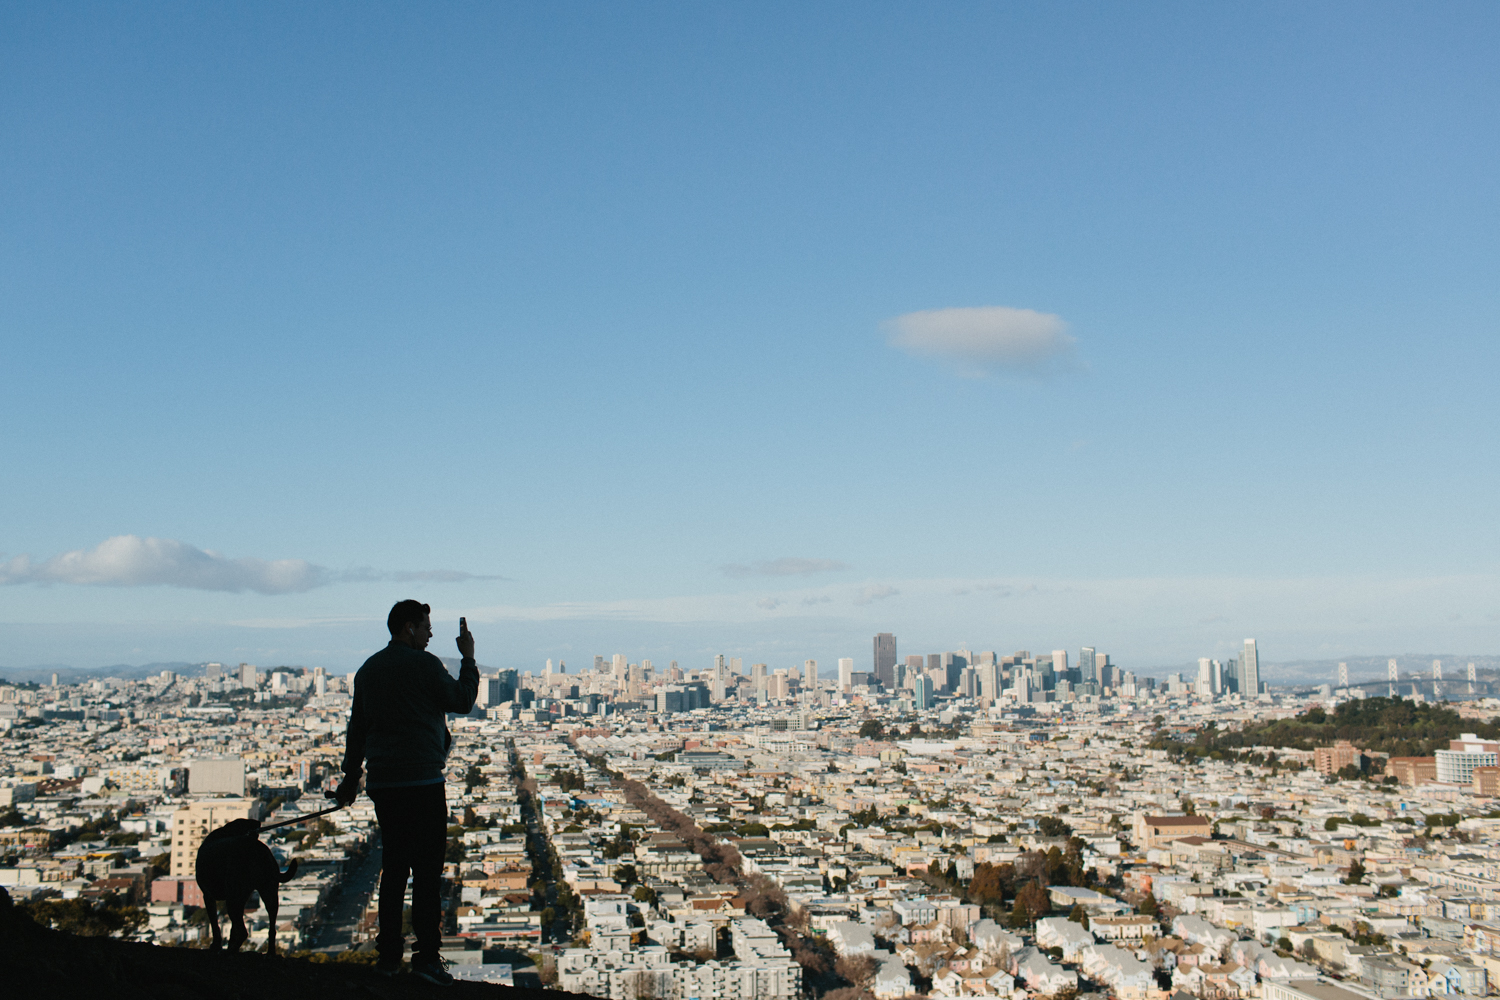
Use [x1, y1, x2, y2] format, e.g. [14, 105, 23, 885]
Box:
[618, 779, 744, 885]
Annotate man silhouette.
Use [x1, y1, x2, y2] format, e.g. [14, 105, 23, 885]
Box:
[337, 600, 479, 983]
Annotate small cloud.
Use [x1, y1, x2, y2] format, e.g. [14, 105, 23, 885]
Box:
[722, 557, 849, 578]
[853, 584, 900, 606]
[0, 535, 503, 595]
[802, 595, 834, 606]
[755, 597, 784, 610]
[885, 306, 1078, 376]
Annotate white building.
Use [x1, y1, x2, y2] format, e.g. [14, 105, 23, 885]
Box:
[1437, 734, 1500, 785]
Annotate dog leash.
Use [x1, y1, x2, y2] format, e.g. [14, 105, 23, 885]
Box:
[257, 792, 345, 834]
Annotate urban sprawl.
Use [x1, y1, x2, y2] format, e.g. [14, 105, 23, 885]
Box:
[6, 638, 1500, 1000]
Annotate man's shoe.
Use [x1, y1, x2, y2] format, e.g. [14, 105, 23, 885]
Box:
[375, 956, 402, 977]
[411, 958, 454, 985]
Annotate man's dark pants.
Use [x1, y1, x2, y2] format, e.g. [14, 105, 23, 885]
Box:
[368, 783, 447, 964]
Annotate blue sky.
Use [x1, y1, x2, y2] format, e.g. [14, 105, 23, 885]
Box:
[3, 3, 1499, 677]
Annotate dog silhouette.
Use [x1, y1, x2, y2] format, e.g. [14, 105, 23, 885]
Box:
[195, 818, 299, 955]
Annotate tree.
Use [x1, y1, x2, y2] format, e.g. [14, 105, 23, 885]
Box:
[20, 893, 144, 937]
[1067, 904, 1090, 929]
[1037, 816, 1072, 838]
[614, 864, 638, 887]
[1137, 894, 1158, 917]
[858, 720, 885, 739]
[1344, 859, 1366, 884]
[1012, 880, 1051, 926]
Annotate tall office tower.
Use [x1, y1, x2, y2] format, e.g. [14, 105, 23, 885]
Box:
[926, 653, 941, 672]
[1095, 653, 1111, 689]
[874, 633, 898, 688]
[711, 655, 727, 703]
[979, 661, 1001, 701]
[905, 654, 924, 671]
[804, 660, 818, 686]
[544, 659, 554, 677]
[942, 652, 965, 692]
[751, 663, 768, 698]
[612, 654, 627, 681]
[641, 659, 653, 678]
[1013, 672, 1032, 704]
[770, 671, 789, 701]
[913, 674, 934, 711]
[730, 657, 743, 675]
[1080, 647, 1097, 683]
[1197, 657, 1214, 697]
[594, 655, 606, 673]
[838, 657, 854, 692]
[958, 666, 978, 698]
[1238, 640, 1260, 696]
[1052, 650, 1068, 678]
[1389, 658, 1399, 697]
[1211, 659, 1224, 694]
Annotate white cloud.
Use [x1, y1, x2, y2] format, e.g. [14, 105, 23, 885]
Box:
[0, 535, 500, 595]
[853, 584, 900, 606]
[885, 306, 1077, 375]
[722, 557, 849, 578]
[756, 597, 784, 610]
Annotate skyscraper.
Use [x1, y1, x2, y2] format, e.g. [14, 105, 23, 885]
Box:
[838, 657, 853, 692]
[712, 655, 727, 702]
[874, 633, 897, 688]
[913, 674, 934, 711]
[1238, 639, 1260, 696]
[1080, 647, 1096, 684]
[804, 659, 817, 686]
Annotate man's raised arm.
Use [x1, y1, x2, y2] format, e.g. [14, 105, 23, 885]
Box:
[440, 616, 481, 714]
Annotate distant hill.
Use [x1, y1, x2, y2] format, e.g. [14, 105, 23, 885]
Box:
[0, 661, 205, 685]
[1179, 696, 1500, 757]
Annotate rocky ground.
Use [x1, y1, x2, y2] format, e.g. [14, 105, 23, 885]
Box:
[0, 887, 590, 1000]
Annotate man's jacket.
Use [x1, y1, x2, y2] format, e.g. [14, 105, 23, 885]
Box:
[342, 643, 479, 786]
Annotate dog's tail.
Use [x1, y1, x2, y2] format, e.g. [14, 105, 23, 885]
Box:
[279, 859, 299, 884]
